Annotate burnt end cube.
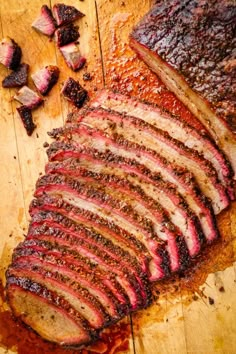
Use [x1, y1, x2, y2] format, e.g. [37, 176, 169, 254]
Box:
[2, 63, 29, 88]
[61, 77, 88, 108]
[54, 23, 80, 47]
[52, 3, 84, 26]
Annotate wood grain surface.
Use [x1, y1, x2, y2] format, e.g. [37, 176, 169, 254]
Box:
[0, 1, 235, 353]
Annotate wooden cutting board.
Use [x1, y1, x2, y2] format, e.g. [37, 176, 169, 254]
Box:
[0, 1, 235, 353]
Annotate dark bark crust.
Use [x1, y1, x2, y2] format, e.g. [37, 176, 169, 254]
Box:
[131, 0, 236, 130]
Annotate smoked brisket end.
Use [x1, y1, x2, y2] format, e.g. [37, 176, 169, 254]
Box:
[130, 0, 236, 130]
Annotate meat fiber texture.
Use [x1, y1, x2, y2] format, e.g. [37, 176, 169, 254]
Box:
[130, 0, 236, 173]
[6, 88, 236, 348]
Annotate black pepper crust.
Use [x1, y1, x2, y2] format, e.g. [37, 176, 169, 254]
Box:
[131, 0, 236, 129]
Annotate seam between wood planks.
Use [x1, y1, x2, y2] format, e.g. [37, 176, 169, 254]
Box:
[95, 0, 106, 87]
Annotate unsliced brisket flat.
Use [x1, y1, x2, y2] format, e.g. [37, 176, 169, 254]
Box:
[6, 83, 235, 348]
[130, 0, 236, 174]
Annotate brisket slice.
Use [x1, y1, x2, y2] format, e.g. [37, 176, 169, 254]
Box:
[75, 109, 230, 211]
[30, 195, 150, 274]
[130, 0, 236, 174]
[13, 238, 130, 310]
[90, 89, 234, 199]
[47, 140, 218, 244]
[6, 277, 95, 346]
[35, 173, 171, 280]
[29, 209, 151, 308]
[46, 159, 204, 258]
[27, 211, 150, 301]
[8, 263, 111, 329]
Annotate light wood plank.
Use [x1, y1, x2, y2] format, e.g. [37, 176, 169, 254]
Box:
[182, 266, 236, 354]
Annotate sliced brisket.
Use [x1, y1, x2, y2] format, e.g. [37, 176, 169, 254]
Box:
[90, 90, 234, 199]
[6, 79, 234, 348]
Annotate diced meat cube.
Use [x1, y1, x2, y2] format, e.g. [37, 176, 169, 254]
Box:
[54, 23, 80, 47]
[0, 37, 22, 70]
[32, 5, 56, 36]
[16, 106, 36, 136]
[14, 86, 43, 109]
[60, 42, 86, 71]
[31, 65, 60, 96]
[61, 77, 87, 108]
[2, 63, 29, 88]
[52, 3, 84, 26]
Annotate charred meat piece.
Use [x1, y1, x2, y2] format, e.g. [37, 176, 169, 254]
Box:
[2, 63, 29, 88]
[54, 23, 80, 47]
[52, 3, 84, 26]
[0, 37, 22, 70]
[61, 77, 87, 108]
[14, 86, 43, 109]
[16, 106, 36, 136]
[32, 5, 56, 36]
[31, 65, 59, 96]
[60, 42, 86, 71]
[130, 0, 236, 174]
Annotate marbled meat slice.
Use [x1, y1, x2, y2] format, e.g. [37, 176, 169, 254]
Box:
[46, 159, 204, 258]
[130, 0, 236, 174]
